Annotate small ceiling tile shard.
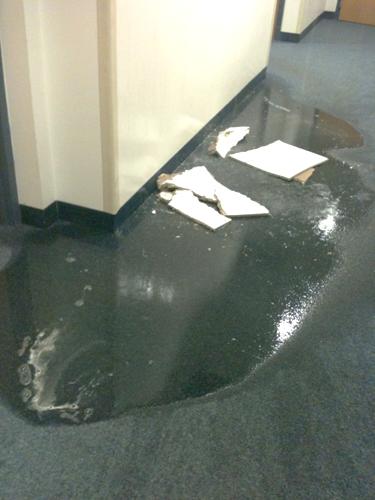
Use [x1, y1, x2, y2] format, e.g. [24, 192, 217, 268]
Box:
[215, 185, 269, 217]
[209, 126, 250, 158]
[230, 140, 328, 180]
[294, 168, 315, 184]
[159, 191, 174, 203]
[159, 189, 231, 231]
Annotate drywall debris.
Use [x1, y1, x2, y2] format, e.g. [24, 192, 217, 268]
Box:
[294, 168, 315, 184]
[159, 191, 174, 203]
[209, 126, 250, 158]
[159, 189, 231, 231]
[230, 140, 328, 180]
[157, 167, 217, 202]
[157, 166, 270, 224]
[215, 185, 269, 217]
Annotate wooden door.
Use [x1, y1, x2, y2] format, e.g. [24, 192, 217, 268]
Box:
[340, 0, 375, 26]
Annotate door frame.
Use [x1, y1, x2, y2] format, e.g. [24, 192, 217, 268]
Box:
[273, 0, 287, 39]
[0, 47, 20, 225]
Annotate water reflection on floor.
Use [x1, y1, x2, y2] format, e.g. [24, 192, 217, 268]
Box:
[0, 81, 372, 424]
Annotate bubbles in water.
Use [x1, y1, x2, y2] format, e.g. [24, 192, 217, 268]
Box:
[21, 387, 32, 403]
[60, 411, 80, 424]
[17, 336, 32, 357]
[17, 364, 32, 386]
[83, 408, 94, 421]
[0, 245, 13, 271]
[74, 285, 93, 307]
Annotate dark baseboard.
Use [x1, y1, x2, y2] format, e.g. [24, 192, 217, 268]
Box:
[322, 11, 337, 20]
[277, 32, 301, 43]
[278, 10, 336, 43]
[21, 66, 267, 233]
[21, 202, 114, 231]
[58, 202, 114, 231]
[20, 203, 58, 229]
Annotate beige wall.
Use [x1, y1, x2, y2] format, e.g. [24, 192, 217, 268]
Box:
[38, 0, 105, 211]
[115, 0, 277, 207]
[325, 0, 338, 12]
[0, 0, 53, 208]
[1, 0, 277, 214]
[0, 0, 104, 211]
[300, 0, 326, 31]
[281, 0, 336, 34]
[281, 0, 302, 33]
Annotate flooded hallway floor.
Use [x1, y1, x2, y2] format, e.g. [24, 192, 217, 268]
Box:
[0, 19, 374, 499]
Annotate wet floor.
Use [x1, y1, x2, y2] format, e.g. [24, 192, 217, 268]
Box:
[0, 80, 373, 424]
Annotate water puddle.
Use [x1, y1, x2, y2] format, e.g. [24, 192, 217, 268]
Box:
[0, 84, 373, 424]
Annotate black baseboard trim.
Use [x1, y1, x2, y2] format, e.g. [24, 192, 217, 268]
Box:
[58, 202, 114, 231]
[21, 66, 267, 233]
[20, 203, 58, 229]
[322, 11, 337, 20]
[277, 32, 301, 43]
[278, 10, 336, 43]
[21, 202, 114, 231]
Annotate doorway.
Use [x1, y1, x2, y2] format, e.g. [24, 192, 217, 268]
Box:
[0, 47, 20, 225]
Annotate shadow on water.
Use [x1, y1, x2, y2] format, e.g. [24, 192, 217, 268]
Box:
[0, 81, 373, 424]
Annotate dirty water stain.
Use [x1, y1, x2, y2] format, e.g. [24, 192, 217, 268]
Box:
[0, 85, 373, 424]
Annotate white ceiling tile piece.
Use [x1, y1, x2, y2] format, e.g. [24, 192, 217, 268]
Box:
[215, 185, 269, 217]
[157, 166, 270, 218]
[213, 126, 250, 158]
[160, 189, 231, 231]
[230, 140, 328, 180]
[157, 166, 217, 202]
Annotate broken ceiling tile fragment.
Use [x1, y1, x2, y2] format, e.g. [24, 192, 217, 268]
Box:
[215, 185, 269, 217]
[158, 191, 174, 203]
[159, 189, 231, 231]
[294, 168, 315, 184]
[157, 166, 217, 202]
[230, 140, 328, 180]
[209, 126, 250, 158]
[157, 166, 269, 223]
[157, 166, 270, 218]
